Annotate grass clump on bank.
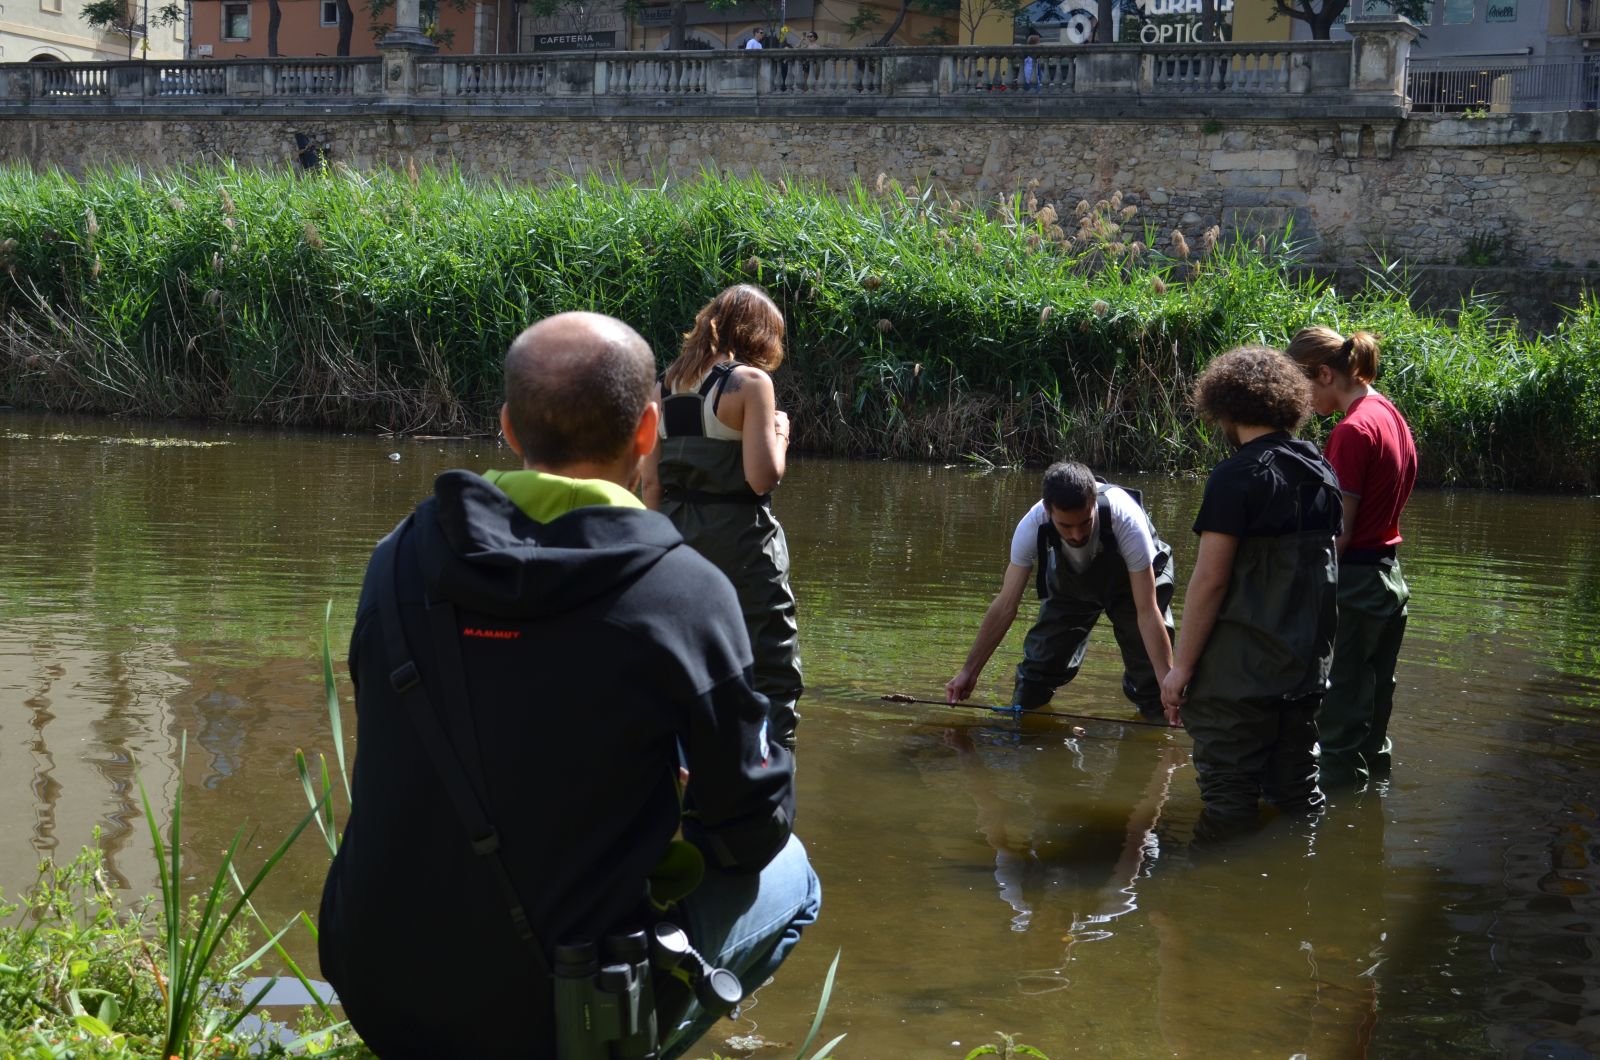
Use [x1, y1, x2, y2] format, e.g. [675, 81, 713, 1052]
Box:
[0, 845, 367, 1059]
[0, 164, 1595, 489]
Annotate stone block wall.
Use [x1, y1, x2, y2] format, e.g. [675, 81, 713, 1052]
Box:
[1, 110, 1595, 271]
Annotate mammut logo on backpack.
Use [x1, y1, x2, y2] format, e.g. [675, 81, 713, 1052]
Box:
[463, 627, 521, 641]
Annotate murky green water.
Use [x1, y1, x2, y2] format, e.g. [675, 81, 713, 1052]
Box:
[2, 411, 1598, 1058]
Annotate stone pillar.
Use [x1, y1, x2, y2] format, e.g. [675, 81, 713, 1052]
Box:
[1344, 15, 1418, 109]
[381, 0, 437, 99]
[0, 65, 25, 103]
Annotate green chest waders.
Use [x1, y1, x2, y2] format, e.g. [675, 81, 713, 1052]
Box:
[1184, 447, 1342, 830]
[1318, 547, 1411, 787]
[1189, 457, 1341, 704]
[1014, 484, 1176, 714]
[658, 364, 802, 749]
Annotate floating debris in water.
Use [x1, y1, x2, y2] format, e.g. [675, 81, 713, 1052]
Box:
[721, 1033, 786, 1055]
[0, 431, 230, 448]
[388, 452, 402, 461]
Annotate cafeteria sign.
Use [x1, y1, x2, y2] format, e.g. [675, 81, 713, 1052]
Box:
[534, 31, 617, 49]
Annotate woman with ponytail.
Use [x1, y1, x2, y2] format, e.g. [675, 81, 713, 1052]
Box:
[1288, 327, 1418, 789]
[642, 285, 803, 751]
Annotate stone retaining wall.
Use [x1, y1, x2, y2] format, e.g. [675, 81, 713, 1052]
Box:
[1, 109, 1595, 273]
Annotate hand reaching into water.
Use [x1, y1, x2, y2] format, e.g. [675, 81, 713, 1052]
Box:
[946, 668, 977, 704]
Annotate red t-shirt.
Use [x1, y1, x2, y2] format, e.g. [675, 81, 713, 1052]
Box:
[1325, 391, 1417, 551]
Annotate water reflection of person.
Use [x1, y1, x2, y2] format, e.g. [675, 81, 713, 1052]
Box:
[1149, 791, 1389, 1058]
[942, 725, 1186, 942]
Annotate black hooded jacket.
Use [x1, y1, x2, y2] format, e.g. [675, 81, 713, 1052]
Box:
[318, 470, 796, 1058]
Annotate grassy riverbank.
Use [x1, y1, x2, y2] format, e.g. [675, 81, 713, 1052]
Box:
[1, 165, 1595, 489]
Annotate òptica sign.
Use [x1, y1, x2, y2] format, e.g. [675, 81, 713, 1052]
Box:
[1134, 0, 1234, 43]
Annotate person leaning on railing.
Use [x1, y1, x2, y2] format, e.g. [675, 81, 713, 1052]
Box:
[796, 30, 820, 91]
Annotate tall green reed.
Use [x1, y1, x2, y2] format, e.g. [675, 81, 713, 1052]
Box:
[136, 735, 330, 1059]
[1, 164, 1595, 488]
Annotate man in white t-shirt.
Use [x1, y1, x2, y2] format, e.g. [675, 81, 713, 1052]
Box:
[947, 461, 1177, 721]
[745, 28, 767, 48]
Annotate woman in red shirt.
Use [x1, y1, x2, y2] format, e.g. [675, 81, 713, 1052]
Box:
[1288, 327, 1417, 789]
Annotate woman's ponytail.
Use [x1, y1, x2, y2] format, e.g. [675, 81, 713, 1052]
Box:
[1346, 330, 1380, 384]
[1287, 325, 1381, 384]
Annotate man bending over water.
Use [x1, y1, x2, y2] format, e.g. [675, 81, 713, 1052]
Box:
[948, 461, 1177, 722]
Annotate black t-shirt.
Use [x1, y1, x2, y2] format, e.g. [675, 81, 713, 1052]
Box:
[1193, 433, 1342, 538]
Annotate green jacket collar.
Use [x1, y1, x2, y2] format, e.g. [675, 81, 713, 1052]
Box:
[481, 468, 644, 524]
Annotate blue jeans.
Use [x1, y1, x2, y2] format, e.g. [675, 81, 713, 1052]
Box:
[661, 834, 822, 1059]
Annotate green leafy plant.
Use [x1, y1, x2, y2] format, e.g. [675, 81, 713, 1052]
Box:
[790, 949, 846, 1060]
[964, 1031, 1051, 1059]
[1458, 230, 1508, 268]
[136, 734, 330, 1059]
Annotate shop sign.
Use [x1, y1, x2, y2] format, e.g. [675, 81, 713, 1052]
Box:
[534, 31, 617, 49]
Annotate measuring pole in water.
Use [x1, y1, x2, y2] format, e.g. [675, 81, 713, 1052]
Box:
[878, 693, 1178, 730]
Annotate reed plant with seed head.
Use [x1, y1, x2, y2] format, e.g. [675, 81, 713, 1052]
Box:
[0, 164, 1595, 487]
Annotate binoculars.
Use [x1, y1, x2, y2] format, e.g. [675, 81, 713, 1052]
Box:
[553, 922, 743, 1060]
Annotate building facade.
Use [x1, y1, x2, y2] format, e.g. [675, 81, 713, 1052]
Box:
[1292, 0, 1593, 60]
[185, 0, 1007, 56]
[1, 0, 187, 61]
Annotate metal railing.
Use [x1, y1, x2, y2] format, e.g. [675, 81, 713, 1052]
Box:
[1408, 56, 1600, 113]
[2, 41, 1360, 109]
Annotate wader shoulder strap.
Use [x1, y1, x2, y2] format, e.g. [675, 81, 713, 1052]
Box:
[372, 522, 550, 976]
[1034, 486, 1123, 599]
[1034, 519, 1056, 600]
[661, 362, 738, 438]
[704, 361, 737, 416]
[1096, 488, 1117, 552]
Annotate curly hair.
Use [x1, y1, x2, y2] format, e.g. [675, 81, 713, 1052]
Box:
[1192, 345, 1312, 433]
[663, 284, 785, 391]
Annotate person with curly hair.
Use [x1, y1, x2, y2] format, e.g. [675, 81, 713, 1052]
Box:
[1161, 345, 1343, 840]
[1288, 327, 1417, 789]
[641, 285, 802, 751]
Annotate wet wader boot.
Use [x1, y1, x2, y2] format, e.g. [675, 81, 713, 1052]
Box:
[1012, 485, 1175, 719]
[1317, 554, 1409, 789]
[1186, 448, 1341, 836]
[659, 364, 803, 750]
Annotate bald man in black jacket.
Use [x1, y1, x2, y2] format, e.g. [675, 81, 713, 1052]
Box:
[319, 312, 819, 1059]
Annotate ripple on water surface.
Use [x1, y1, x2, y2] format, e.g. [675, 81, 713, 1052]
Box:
[1, 416, 1598, 1056]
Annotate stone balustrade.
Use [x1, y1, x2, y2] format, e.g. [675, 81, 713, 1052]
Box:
[0, 37, 1411, 119]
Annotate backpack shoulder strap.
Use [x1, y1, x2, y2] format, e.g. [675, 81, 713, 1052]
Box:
[372, 520, 549, 974]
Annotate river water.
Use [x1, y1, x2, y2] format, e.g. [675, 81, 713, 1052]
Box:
[1, 411, 1597, 1058]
